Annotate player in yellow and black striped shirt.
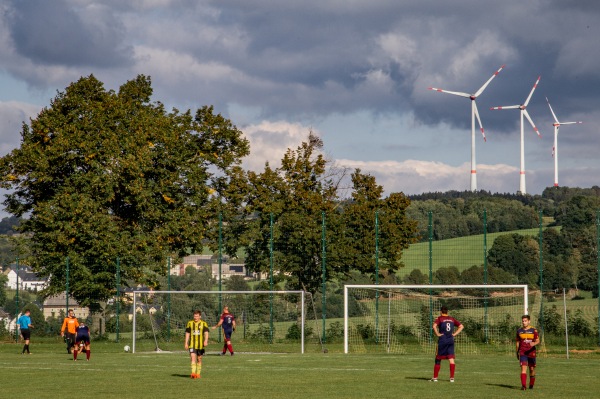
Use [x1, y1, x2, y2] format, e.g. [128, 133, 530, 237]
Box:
[185, 310, 209, 379]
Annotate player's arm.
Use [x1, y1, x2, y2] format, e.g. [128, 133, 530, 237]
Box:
[184, 331, 190, 350]
[531, 330, 540, 347]
[432, 322, 442, 337]
[212, 318, 223, 330]
[452, 323, 464, 337]
[60, 319, 67, 336]
[232, 319, 236, 331]
[203, 324, 209, 347]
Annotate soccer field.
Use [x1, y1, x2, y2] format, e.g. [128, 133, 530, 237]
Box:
[2, 341, 600, 399]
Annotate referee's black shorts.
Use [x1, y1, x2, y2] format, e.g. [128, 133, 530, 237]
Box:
[20, 329, 31, 340]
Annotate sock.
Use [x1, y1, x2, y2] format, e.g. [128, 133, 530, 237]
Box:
[191, 362, 196, 375]
[529, 376, 535, 388]
[86, 349, 90, 360]
[74, 350, 78, 360]
[227, 343, 234, 354]
[521, 373, 527, 387]
[433, 364, 441, 378]
[222, 344, 227, 354]
[25, 344, 30, 354]
[22, 345, 26, 354]
[197, 362, 202, 376]
[450, 363, 456, 378]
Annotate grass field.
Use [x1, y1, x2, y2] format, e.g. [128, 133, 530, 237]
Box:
[2, 339, 600, 399]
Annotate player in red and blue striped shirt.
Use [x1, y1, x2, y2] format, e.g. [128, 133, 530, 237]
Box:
[516, 314, 540, 390]
[430, 306, 464, 382]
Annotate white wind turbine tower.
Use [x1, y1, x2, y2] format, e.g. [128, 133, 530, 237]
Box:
[546, 97, 582, 187]
[490, 76, 542, 195]
[428, 65, 505, 191]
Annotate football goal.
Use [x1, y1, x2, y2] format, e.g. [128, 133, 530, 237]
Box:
[130, 290, 317, 354]
[344, 284, 539, 355]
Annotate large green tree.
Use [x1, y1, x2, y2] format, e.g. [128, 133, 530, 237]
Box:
[0, 75, 249, 310]
[242, 134, 417, 293]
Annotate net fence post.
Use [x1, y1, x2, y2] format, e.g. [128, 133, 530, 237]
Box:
[132, 291, 137, 354]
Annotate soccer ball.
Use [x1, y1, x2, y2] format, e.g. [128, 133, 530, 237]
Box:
[124, 345, 130, 352]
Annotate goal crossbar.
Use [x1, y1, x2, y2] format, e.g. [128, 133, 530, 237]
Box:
[132, 290, 306, 354]
[344, 284, 529, 354]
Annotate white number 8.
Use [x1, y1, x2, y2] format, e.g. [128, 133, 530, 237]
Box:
[446, 323, 451, 332]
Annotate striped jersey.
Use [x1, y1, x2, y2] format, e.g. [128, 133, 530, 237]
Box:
[516, 326, 538, 357]
[186, 319, 209, 349]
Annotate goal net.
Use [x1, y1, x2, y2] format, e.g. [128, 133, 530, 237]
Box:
[130, 290, 318, 354]
[344, 284, 541, 355]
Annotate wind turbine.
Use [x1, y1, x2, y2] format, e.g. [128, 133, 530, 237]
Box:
[490, 76, 542, 195]
[546, 97, 582, 187]
[428, 65, 505, 191]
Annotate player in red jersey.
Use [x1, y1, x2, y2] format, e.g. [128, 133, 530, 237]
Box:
[212, 306, 236, 355]
[430, 306, 464, 382]
[516, 314, 540, 390]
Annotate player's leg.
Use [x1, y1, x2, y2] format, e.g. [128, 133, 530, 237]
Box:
[74, 341, 79, 360]
[448, 358, 456, 382]
[85, 340, 91, 360]
[225, 331, 234, 355]
[528, 360, 536, 389]
[190, 351, 198, 378]
[196, 349, 205, 378]
[519, 360, 528, 390]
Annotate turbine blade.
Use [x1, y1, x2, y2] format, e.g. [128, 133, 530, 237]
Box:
[523, 110, 541, 137]
[428, 87, 471, 98]
[546, 97, 560, 123]
[560, 121, 583, 125]
[523, 76, 541, 107]
[473, 65, 505, 97]
[473, 101, 486, 141]
[490, 105, 520, 110]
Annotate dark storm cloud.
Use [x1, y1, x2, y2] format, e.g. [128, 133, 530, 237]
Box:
[7, 0, 132, 68]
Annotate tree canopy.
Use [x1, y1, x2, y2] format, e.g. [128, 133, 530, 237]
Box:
[0, 75, 249, 310]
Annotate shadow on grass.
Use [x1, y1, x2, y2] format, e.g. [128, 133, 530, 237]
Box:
[172, 374, 193, 378]
[405, 377, 432, 381]
[485, 383, 521, 390]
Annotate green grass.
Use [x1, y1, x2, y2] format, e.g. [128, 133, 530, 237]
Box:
[2, 339, 600, 398]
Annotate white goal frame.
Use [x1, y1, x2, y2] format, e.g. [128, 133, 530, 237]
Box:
[132, 290, 306, 354]
[343, 284, 529, 354]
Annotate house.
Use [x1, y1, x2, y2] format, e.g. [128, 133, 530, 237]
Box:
[170, 254, 260, 280]
[42, 292, 89, 320]
[0, 308, 12, 332]
[4, 264, 48, 291]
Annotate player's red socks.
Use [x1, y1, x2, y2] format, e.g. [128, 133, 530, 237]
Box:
[521, 373, 527, 387]
[449, 363, 456, 378]
[529, 376, 535, 388]
[433, 364, 441, 378]
[227, 343, 234, 354]
[86, 349, 90, 360]
[74, 350, 78, 360]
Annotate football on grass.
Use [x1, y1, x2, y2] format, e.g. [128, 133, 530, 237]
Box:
[124, 345, 130, 352]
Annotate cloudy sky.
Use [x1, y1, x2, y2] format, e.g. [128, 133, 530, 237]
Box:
[1, 0, 599, 218]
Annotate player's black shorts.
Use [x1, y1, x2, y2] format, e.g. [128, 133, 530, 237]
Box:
[65, 333, 76, 345]
[223, 329, 233, 340]
[76, 335, 90, 345]
[189, 348, 205, 356]
[20, 329, 31, 340]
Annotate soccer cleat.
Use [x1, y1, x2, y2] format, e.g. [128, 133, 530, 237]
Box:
[190, 374, 196, 379]
[220, 352, 226, 356]
[521, 386, 527, 391]
[231, 352, 234, 356]
[430, 378, 438, 382]
[529, 386, 533, 390]
[450, 378, 454, 383]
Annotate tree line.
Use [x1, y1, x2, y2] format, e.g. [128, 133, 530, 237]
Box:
[1, 74, 599, 315]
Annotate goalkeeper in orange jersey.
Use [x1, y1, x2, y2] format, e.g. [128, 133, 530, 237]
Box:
[185, 310, 209, 379]
[60, 309, 79, 354]
[516, 314, 540, 390]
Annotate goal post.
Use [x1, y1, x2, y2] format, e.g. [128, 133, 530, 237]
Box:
[344, 284, 533, 354]
[131, 290, 310, 354]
